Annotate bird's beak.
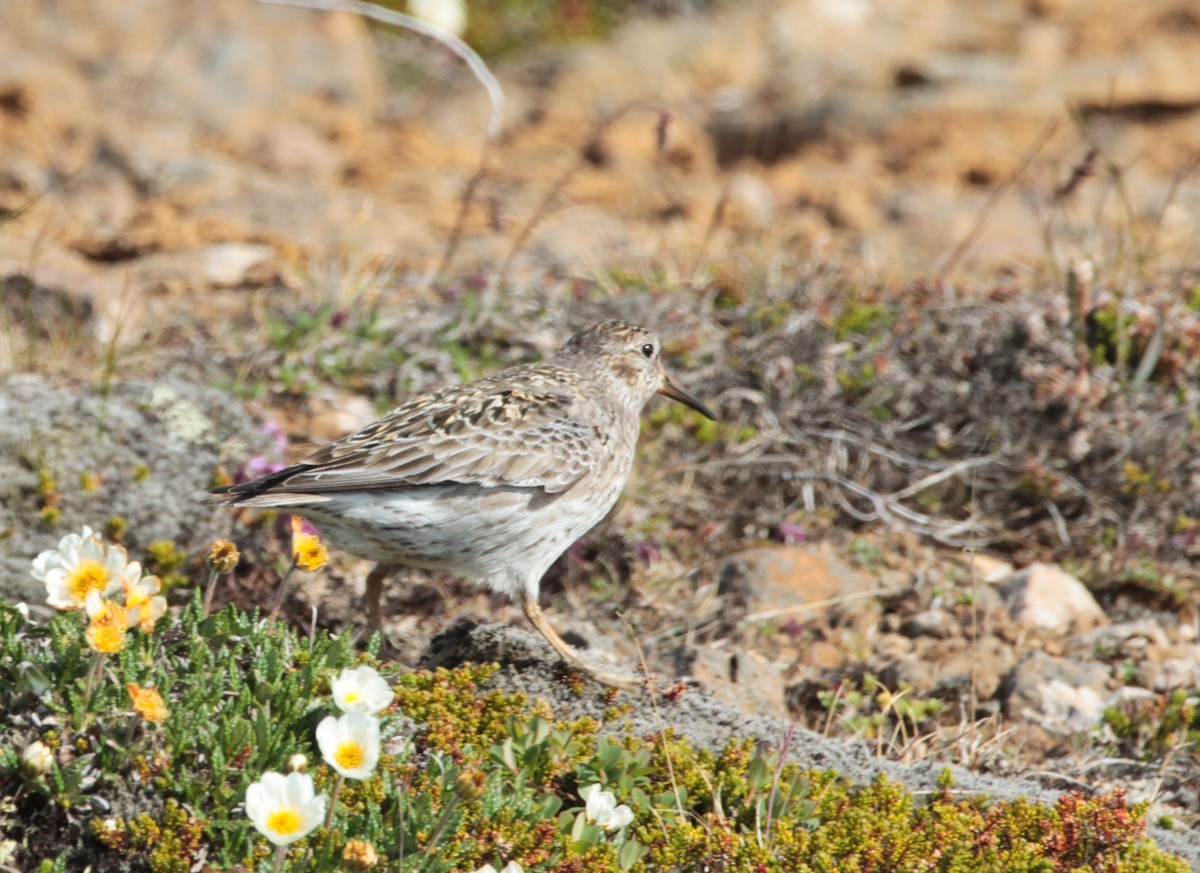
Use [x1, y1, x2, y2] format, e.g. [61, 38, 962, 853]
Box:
[657, 372, 717, 420]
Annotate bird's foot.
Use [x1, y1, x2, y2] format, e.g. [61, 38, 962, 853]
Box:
[522, 593, 646, 692]
[558, 655, 647, 692]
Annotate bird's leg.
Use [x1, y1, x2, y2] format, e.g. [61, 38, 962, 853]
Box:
[521, 590, 643, 691]
[365, 564, 392, 633]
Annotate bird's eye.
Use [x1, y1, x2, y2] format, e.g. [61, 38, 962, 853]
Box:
[641, 343, 655, 358]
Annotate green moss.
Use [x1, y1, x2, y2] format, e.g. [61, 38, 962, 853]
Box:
[1121, 460, 1170, 496]
[836, 363, 878, 401]
[733, 426, 758, 443]
[95, 799, 204, 873]
[1088, 301, 1136, 369]
[692, 417, 720, 445]
[834, 303, 895, 341]
[146, 540, 184, 571]
[104, 515, 127, 543]
[394, 664, 529, 755]
[36, 466, 57, 501]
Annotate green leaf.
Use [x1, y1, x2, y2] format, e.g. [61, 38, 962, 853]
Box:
[747, 755, 770, 790]
[618, 838, 647, 870]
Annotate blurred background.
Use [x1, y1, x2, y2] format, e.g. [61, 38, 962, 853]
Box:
[2, 0, 1199, 337]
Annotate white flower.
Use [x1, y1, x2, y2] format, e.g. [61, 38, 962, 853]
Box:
[245, 771, 325, 846]
[33, 527, 138, 611]
[581, 783, 634, 832]
[20, 740, 53, 777]
[316, 711, 380, 779]
[408, 0, 467, 37]
[475, 864, 523, 873]
[331, 665, 393, 715]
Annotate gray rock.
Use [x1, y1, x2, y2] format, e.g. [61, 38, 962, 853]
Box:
[1000, 651, 1110, 734]
[997, 563, 1107, 634]
[720, 542, 879, 622]
[686, 644, 789, 720]
[900, 607, 961, 639]
[0, 375, 268, 608]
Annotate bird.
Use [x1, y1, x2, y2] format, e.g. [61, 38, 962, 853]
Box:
[210, 320, 716, 689]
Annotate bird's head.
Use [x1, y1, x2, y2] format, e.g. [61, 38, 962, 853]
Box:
[558, 321, 716, 420]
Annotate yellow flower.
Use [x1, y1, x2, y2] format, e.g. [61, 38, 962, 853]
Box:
[207, 539, 240, 574]
[127, 684, 169, 722]
[86, 598, 129, 654]
[291, 517, 327, 572]
[123, 574, 167, 633]
[342, 838, 379, 869]
[455, 768, 486, 802]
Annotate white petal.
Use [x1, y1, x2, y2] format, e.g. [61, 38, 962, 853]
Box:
[585, 785, 616, 824]
[605, 804, 634, 831]
[245, 782, 267, 824]
[30, 550, 59, 582]
[84, 589, 105, 618]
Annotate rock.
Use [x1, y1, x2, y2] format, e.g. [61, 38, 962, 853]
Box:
[720, 542, 879, 623]
[900, 608, 960, 639]
[1069, 618, 1169, 659]
[937, 636, 1016, 700]
[282, 389, 379, 444]
[0, 375, 269, 608]
[687, 645, 789, 720]
[203, 243, 275, 286]
[997, 563, 1107, 634]
[802, 639, 847, 671]
[877, 633, 1015, 701]
[1136, 644, 1200, 693]
[1000, 651, 1110, 733]
[967, 553, 1015, 584]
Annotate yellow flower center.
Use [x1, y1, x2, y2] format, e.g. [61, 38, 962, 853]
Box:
[344, 691, 361, 703]
[67, 559, 110, 602]
[266, 808, 302, 837]
[334, 741, 364, 770]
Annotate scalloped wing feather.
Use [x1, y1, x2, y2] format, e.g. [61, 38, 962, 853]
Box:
[230, 371, 603, 499]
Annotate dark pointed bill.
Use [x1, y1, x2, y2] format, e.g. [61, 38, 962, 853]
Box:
[657, 373, 717, 420]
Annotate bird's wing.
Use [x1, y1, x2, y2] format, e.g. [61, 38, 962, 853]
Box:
[220, 378, 604, 500]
